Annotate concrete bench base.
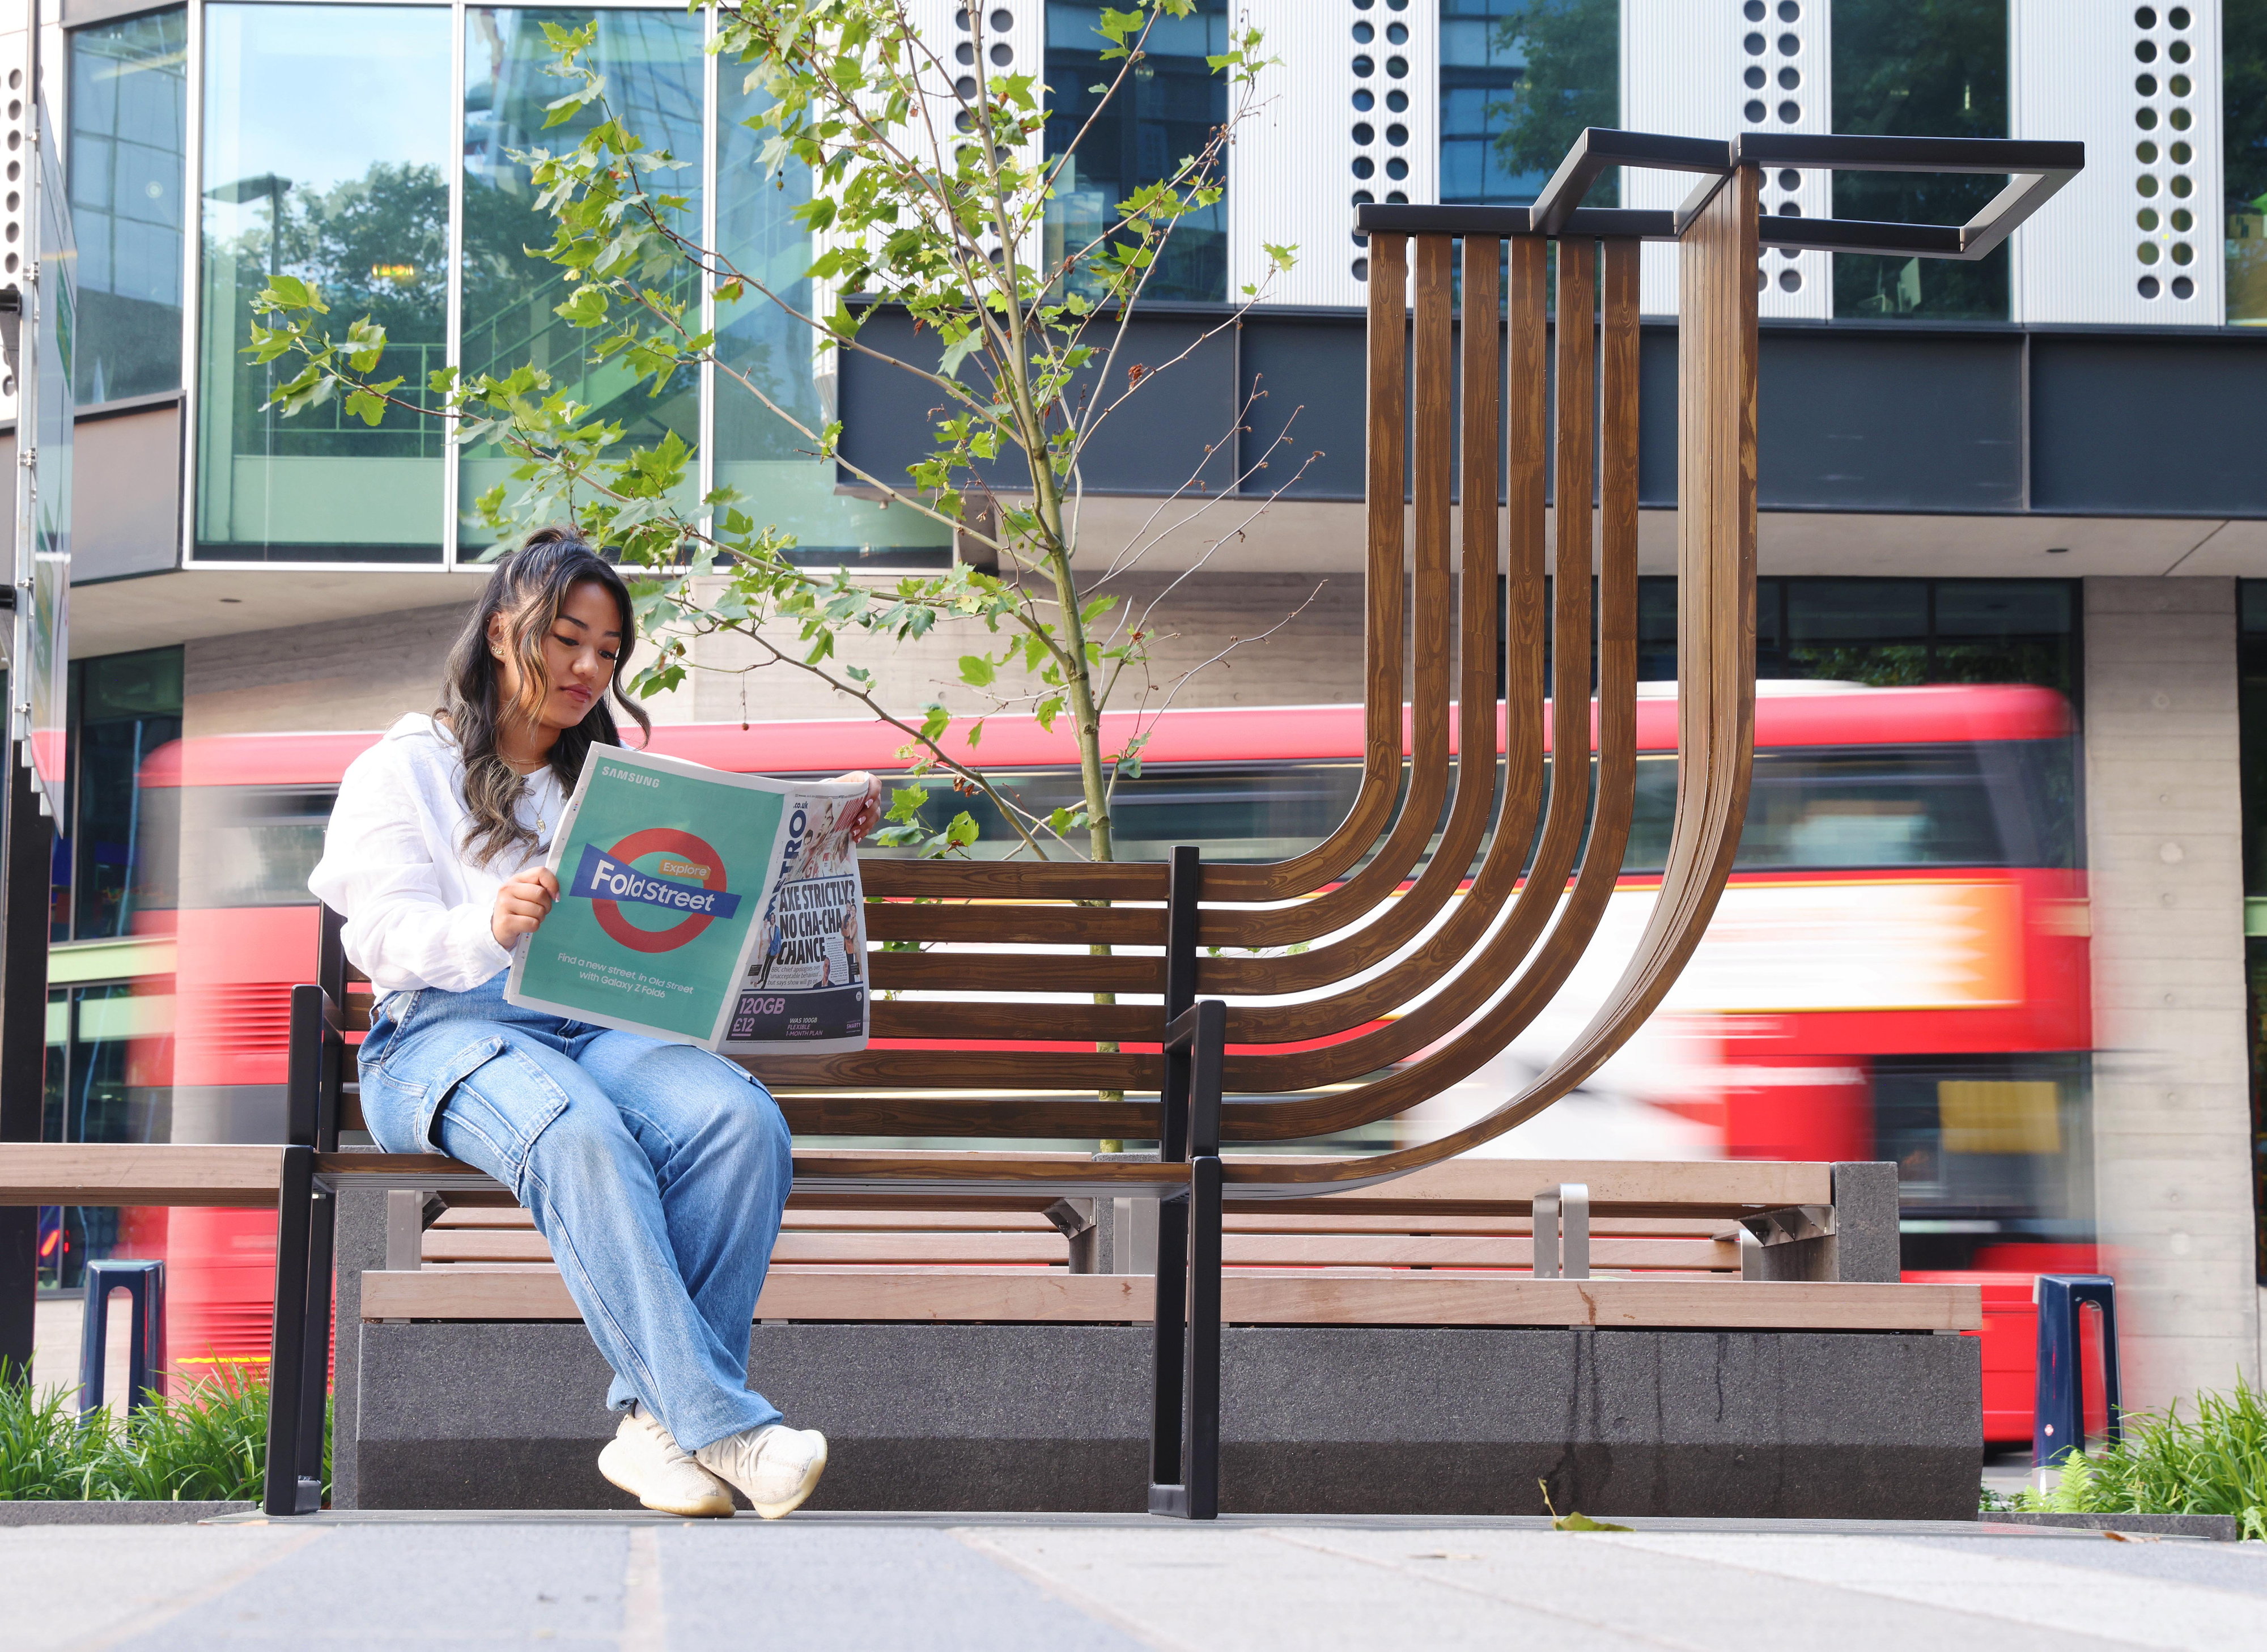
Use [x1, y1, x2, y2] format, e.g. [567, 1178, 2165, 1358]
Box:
[346, 1322, 1981, 1519]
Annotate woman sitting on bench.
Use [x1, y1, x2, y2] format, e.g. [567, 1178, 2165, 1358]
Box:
[309, 528, 881, 1519]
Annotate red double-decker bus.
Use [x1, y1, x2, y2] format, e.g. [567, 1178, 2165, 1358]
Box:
[112, 682, 2086, 1437]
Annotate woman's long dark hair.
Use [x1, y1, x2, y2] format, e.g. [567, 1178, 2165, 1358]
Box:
[440, 527, 651, 866]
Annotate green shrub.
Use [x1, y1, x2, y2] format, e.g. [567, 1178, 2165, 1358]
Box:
[2007, 1375, 2267, 1536]
[0, 1362, 329, 1503]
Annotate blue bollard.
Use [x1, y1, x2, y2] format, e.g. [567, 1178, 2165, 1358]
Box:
[2033, 1272, 2120, 1472]
[79, 1259, 167, 1415]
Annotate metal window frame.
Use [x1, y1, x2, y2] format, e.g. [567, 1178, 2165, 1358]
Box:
[172, 0, 691, 577]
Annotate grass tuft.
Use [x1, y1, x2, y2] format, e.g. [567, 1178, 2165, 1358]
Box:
[1981, 1374, 2267, 1537]
[0, 1361, 330, 1503]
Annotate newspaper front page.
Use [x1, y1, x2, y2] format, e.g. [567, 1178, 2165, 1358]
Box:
[719, 786, 871, 1056]
[505, 744, 868, 1054]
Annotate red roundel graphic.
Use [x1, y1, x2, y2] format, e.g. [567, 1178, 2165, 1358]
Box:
[592, 827, 731, 954]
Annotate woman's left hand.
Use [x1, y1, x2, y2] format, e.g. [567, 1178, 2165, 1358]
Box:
[838, 771, 885, 843]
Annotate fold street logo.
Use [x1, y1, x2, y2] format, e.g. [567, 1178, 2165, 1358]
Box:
[570, 829, 738, 953]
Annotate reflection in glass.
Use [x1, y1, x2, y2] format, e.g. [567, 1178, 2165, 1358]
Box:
[711, 49, 950, 567]
[1439, 0, 1619, 206]
[1043, 1, 1230, 301]
[69, 8, 188, 405]
[27, 97, 77, 825]
[35, 984, 172, 1290]
[195, 3, 450, 562]
[461, 9, 703, 547]
[70, 648, 185, 941]
[1831, 0, 2010, 320]
[2226, 0, 2267, 320]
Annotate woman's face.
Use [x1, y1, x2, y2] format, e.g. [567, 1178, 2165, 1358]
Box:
[491, 578, 623, 734]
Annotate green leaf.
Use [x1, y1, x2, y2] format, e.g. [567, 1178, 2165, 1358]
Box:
[1551, 1511, 1633, 1533]
[957, 653, 997, 689]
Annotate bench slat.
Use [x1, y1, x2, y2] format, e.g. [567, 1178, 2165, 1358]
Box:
[320, 1150, 1836, 1214]
[422, 1228, 1737, 1272]
[423, 1230, 1072, 1265]
[361, 1268, 1980, 1332]
[0, 1144, 288, 1207]
[431, 1207, 1742, 1239]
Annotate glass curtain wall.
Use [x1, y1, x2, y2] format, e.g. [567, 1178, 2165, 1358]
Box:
[195, 3, 452, 562]
[69, 9, 188, 406]
[2237, 582, 2267, 1282]
[1438, 0, 1618, 207]
[2227, 0, 2267, 320]
[65, 649, 185, 943]
[1830, 0, 2011, 320]
[711, 57, 951, 565]
[35, 983, 168, 1290]
[1043, 0, 1230, 302]
[460, 9, 703, 549]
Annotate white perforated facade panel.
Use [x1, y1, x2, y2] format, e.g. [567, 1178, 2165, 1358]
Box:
[902, 0, 1047, 264]
[1232, 0, 1437, 309]
[2013, 0, 2222, 324]
[1623, 0, 1830, 320]
[0, 0, 26, 428]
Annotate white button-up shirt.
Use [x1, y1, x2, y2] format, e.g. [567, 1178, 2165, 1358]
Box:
[308, 714, 566, 993]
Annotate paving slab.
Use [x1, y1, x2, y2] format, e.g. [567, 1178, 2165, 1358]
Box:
[2, 1513, 2258, 1651]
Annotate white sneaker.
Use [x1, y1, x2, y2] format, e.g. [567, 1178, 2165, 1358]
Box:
[694, 1423, 829, 1519]
[598, 1405, 735, 1518]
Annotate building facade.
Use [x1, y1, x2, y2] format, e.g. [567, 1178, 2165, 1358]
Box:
[7, 0, 2267, 1418]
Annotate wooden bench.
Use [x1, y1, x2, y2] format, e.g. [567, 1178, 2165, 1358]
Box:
[1, 129, 2073, 1519]
[360, 1158, 1977, 1334]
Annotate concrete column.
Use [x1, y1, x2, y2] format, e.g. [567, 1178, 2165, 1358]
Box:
[2082, 576, 2259, 1414]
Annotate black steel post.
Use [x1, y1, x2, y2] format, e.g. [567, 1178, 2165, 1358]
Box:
[0, 751, 52, 1379]
[1181, 999, 1226, 1519]
[1148, 846, 1201, 1514]
[262, 1145, 314, 1516]
[294, 1186, 334, 1511]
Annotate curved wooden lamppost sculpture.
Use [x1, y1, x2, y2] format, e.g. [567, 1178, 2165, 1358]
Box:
[274, 129, 2081, 1521]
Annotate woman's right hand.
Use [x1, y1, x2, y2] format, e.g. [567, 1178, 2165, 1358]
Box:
[493, 867, 559, 947]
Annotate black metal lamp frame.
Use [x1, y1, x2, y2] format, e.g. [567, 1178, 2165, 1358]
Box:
[1356, 126, 2085, 258]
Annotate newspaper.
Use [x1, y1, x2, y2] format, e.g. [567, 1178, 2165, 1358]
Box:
[720, 785, 871, 1055]
[505, 744, 869, 1053]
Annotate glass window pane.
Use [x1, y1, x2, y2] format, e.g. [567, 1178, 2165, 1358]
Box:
[711, 41, 950, 568]
[196, 3, 451, 562]
[1043, 0, 1230, 301]
[2229, 1, 2267, 321]
[71, 647, 184, 940]
[1831, 0, 2010, 321]
[1438, 0, 1618, 207]
[70, 8, 188, 404]
[461, 9, 703, 550]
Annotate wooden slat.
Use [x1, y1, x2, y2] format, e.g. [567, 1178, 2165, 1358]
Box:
[1203, 233, 1408, 902]
[1196, 233, 1455, 949]
[868, 999, 1154, 1044]
[863, 902, 1164, 946]
[868, 951, 1160, 994]
[362, 1268, 1979, 1332]
[0, 1144, 287, 1207]
[333, 1149, 1827, 1214]
[424, 1229, 1069, 1266]
[419, 1225, 1728, 1272]
[1190, 234, 1506, 1001]
[861, 860, 1166, 901]
[749, 1048, 1157, 1090]
[430, 1206, 1738, 1239]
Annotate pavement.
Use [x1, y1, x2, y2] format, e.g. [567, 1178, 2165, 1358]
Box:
[3, 1511, 2262, 1651]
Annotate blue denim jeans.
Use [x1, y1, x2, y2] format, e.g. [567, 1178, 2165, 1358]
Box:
[358, 974, 790, 1450]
